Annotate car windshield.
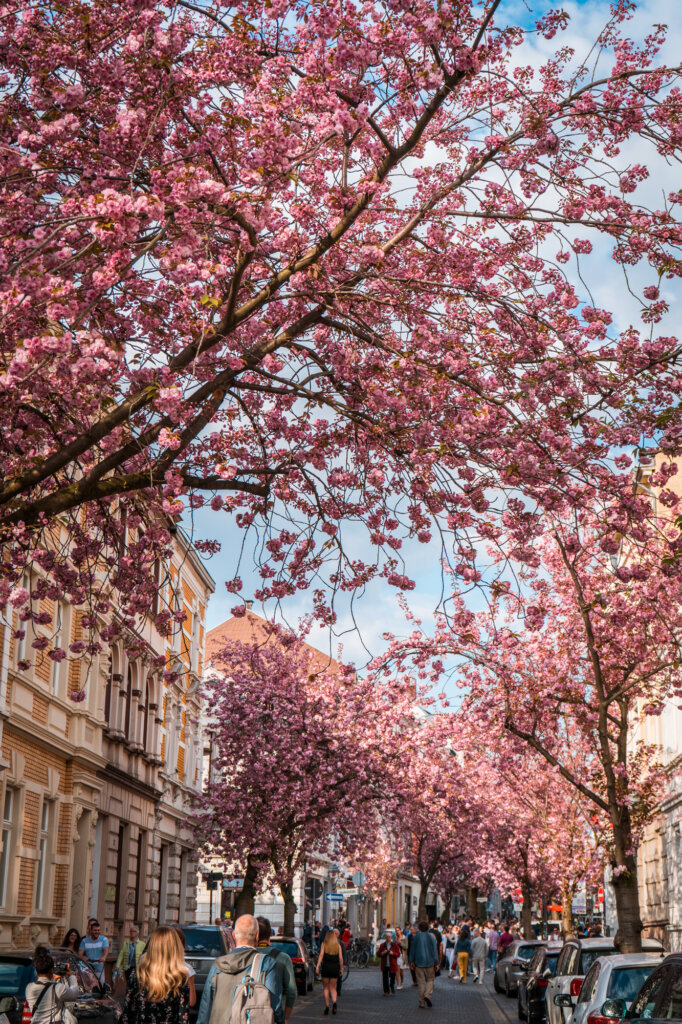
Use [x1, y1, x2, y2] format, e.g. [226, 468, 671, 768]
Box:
[581, 950, 616, 974]
[607, 967, 656, 1003]
[519, 946, 538, 961]
[269, 942, 300, 959]
[181, 929, 224, 957]
[0, 962, 33, 998]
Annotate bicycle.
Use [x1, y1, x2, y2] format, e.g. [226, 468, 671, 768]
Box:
[349, 938, 370, 968]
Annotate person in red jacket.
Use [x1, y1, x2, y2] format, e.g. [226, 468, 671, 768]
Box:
[377, 932, 402, 996]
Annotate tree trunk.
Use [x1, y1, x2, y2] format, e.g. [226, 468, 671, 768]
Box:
[235, 857, 259, 918]
[521, 881, 533, 939]
[560, 884, 574, 938]
[611, 855, 643, 953]
[280, 880, 297, 936]
[417, 885, 429, 923]
[467, 885, 479, 920]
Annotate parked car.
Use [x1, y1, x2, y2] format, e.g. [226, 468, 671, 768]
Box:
[179, 924, 231, 1014]
[567, 953, 665, 1024]
[268, 937, 315, 996]
[518, 946, 564, 1024]
[547, 939, 665, 1024]
[619, 952, 682, 1023]
[495, 940, 548, 997]
[0, 949, 120, 1024]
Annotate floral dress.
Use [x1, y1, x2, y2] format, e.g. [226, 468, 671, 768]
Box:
[121, 985, 189, 1024]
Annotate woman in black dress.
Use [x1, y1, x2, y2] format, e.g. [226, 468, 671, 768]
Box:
[316, 931, 343, 1015]
[121, 926, 189, 1024]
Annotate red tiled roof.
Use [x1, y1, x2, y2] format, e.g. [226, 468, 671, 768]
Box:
[205, 609, 339, 676]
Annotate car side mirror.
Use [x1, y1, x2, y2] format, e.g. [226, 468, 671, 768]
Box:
[600, 999, 627, 1019]
[554, 994, 574, 1007]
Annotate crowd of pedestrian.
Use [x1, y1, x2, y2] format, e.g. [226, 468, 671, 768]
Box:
[25, 913, 297, 1024]
[368, 916, 541, 1010]
[23, 909, 605, 1020]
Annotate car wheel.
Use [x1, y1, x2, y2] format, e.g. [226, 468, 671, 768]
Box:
[494, 973, 502, 994]
[518, 993, 527, 1020]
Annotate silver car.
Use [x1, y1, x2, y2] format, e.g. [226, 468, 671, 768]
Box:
[567, 953, 665, 1024]
[495, 940, 548, 997]
[547, 939, 665, 1024]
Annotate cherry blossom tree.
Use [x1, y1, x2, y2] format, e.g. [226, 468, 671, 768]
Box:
[446, 712, 608, 936]
[196, 623, 415, 933]
[381, 509, 682, 951]
[2, 0, 682, 670]
[353, 714, 483, 922]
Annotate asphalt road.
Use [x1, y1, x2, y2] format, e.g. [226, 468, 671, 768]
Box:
[292, 965, 519, 1022]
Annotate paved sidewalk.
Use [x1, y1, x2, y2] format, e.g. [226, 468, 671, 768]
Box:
[292, 967, 517, 1022]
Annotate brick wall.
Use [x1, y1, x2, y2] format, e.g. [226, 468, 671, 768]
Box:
[2, 726, 70, 793]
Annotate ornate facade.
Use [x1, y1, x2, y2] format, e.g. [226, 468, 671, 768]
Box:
[0, 527, 213, 957]
[633, 454, 682, 951]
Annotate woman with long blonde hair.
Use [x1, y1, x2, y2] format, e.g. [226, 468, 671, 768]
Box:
[316, 929, 343, 1015]
[121, 926, 190, 1024]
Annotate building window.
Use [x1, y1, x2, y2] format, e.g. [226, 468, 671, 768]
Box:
[151, 559, 161, 618]
[114, 822, 127, 923]
[51, 606, 64, 695]
[158, 843, 169, 926]
[15, 573, 29, 664]
[104, 669, 113, 725]
[0, 788, 16, 908]
[133, 830, 146, 924]
[124, 665, 134, 738]
[190, 610, 199, 673]
[143, 677, 155, 754]
[35, 799, 52, 912]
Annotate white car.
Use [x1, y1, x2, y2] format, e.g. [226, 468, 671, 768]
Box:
[567, 953, 666, 1024]
[546, 938, 665, 1024]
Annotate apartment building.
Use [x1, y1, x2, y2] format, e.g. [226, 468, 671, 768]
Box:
[632, 454, 682, 951]
[0, 525, 214, 955]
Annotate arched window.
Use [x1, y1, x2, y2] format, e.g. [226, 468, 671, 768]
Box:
[105, 646, 121, 728]
[143, 676, 155, 754]
[124, 663, 134, 738]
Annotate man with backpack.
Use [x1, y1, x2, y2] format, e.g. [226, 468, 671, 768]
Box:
[256, 917, 297, 1021]
[196, 914, 284, 1024]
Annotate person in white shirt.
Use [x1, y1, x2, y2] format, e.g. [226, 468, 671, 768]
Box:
[26, 947, 80, 1024]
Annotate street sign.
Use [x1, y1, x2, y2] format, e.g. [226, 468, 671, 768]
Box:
[325, 893, 344, 903]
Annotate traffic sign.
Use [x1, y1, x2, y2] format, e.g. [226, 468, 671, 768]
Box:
[325, 893, 344, 903]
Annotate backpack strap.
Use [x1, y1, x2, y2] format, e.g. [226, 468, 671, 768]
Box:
[32, 982, 54, 1016]
[251, 954, 266, 982]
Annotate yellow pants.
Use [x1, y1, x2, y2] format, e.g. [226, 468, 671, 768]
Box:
[458, 952, 469, 982]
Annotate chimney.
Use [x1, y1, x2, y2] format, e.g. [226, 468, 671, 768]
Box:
[245, 599, 253, 611]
